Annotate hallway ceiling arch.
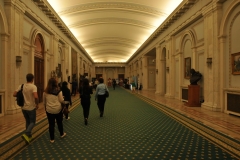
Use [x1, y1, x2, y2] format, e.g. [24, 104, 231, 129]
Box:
[47, 0, 183, 63]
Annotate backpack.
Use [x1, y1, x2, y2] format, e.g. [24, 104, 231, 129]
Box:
[16, 84, 24, 107]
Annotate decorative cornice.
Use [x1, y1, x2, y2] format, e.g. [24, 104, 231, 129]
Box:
[83, 37, 138, 48]
[95, 62, 125, 64]
[82, 37, 139, 45]
[58, 2, 167, 17]
[69, 18, 154, 29]
[31, 0, 93, 63]
[84, 41, 136, 49]
[127, 0, 197, 62]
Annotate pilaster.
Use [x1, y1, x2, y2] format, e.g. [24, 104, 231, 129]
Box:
[155, 45, 161, 94]
[201, 2, 222, 111]
[4, 0, 25, 114]
[218, 35, 227, 112]
[142, 56, 148, 90]
[53, 36, 59, 69]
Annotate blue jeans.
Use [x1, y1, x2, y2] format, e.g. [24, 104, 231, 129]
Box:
[22, 109, 36, 137]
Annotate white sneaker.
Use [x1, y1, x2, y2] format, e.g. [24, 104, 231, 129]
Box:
[61, 133, 67, 138]
[66, 117, 70, 120]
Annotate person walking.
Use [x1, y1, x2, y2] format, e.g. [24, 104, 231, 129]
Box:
[13, 73, 39, 144]
[79, 78, 93, 125]
[112, 79, 116, 90]
[95, 78, 109, 117]
[69, 79, 78, 96]
[43, 78, 66, 143]
[131, 80, 136, 93]
[61, 81, 72, 120]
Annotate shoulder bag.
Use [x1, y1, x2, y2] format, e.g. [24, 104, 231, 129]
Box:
[105, 85, 109, 98]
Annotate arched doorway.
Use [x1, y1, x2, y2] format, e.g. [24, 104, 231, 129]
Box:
[34, 34, 44, 102]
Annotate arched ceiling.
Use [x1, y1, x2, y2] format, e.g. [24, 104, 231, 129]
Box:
[47, 0, 183, 63]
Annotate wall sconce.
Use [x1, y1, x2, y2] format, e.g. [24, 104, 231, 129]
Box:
[142, 73, 143, 76]
[66, 69, 69, 74]
[156, 69, 158, 74]
[207, 58, 212, 65]
[16, 56, 22, 63]
[166, 67, 169, 72]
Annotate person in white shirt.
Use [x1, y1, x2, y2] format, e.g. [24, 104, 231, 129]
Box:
[95, 78, 109, 117]
[43, 78, 66, 143]
[13, 73, 39, 144]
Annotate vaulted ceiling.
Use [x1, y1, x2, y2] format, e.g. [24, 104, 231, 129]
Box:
[46, 0, 183, 63]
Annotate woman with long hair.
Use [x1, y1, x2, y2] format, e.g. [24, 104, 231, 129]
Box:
[43, 78, 66, 143]
[79, 78, 93, 125]
[95, 78, 109, 117]
[61, 81, 72, 120]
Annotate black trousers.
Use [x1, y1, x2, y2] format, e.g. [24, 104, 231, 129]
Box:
[81, 99, 91, 119]
[64, 104, 70, 119]
[46, 111, 64, 140]
[97, 95, 106, 114]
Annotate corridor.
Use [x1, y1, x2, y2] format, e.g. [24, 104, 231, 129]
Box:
[0, 86, 239, 159]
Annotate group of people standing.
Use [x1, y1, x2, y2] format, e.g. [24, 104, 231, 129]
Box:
[13, 74, 109, 144]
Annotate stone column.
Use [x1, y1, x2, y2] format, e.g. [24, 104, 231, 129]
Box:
[44, 49, 50, 86]
[1, 33, 9, 115]
[4, 0, 25, 114]
[155, 45, 161, 94]
[218, 35, 226, 112]
[53, 36, 59, 70]
[142, 56, 148, 90]
[62, 44, 70, 82]
[201, 2, 222, 111]
[169, 37, 177, 99]
[79, 57, 83, 75]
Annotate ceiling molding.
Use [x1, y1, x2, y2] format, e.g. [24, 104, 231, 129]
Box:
[84, 41, 137, 49]
[33, 0, 186, 63]
[82, 37, 140, 45]
[58, 2, 168, 17]
[69, 18, 154, 29]
[127, 0, 197, 63]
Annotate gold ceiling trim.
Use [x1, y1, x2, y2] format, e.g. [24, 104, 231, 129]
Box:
[69, 18, 154, 29]
[82, 37, 140, 45]
[84, 41, 137, 49]
[58, 2, 167, 17]
[91, 49, 128, 55]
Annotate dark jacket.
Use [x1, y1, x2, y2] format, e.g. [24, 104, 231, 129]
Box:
[79, 86, 93, 100]
[61, 87, 72, 105]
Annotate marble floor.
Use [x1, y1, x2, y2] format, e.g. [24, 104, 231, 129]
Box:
[0, 89, 240, 145]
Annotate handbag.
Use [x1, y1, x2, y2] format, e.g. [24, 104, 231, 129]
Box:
[105, 85, 109, 98]
[61, 103, 69, 116]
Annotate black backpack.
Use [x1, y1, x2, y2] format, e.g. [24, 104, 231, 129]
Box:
[16, 84, 24, 107]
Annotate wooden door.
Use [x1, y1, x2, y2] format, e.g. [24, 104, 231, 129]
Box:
[34, 57, 44, 102]
[96, 74, 102, 79]
[118, 74, 124, 80]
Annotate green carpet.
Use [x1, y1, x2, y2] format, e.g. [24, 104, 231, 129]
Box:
[11, 87, 238, 159]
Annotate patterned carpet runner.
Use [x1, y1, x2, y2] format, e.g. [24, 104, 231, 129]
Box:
[6, 87, 239, 159]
